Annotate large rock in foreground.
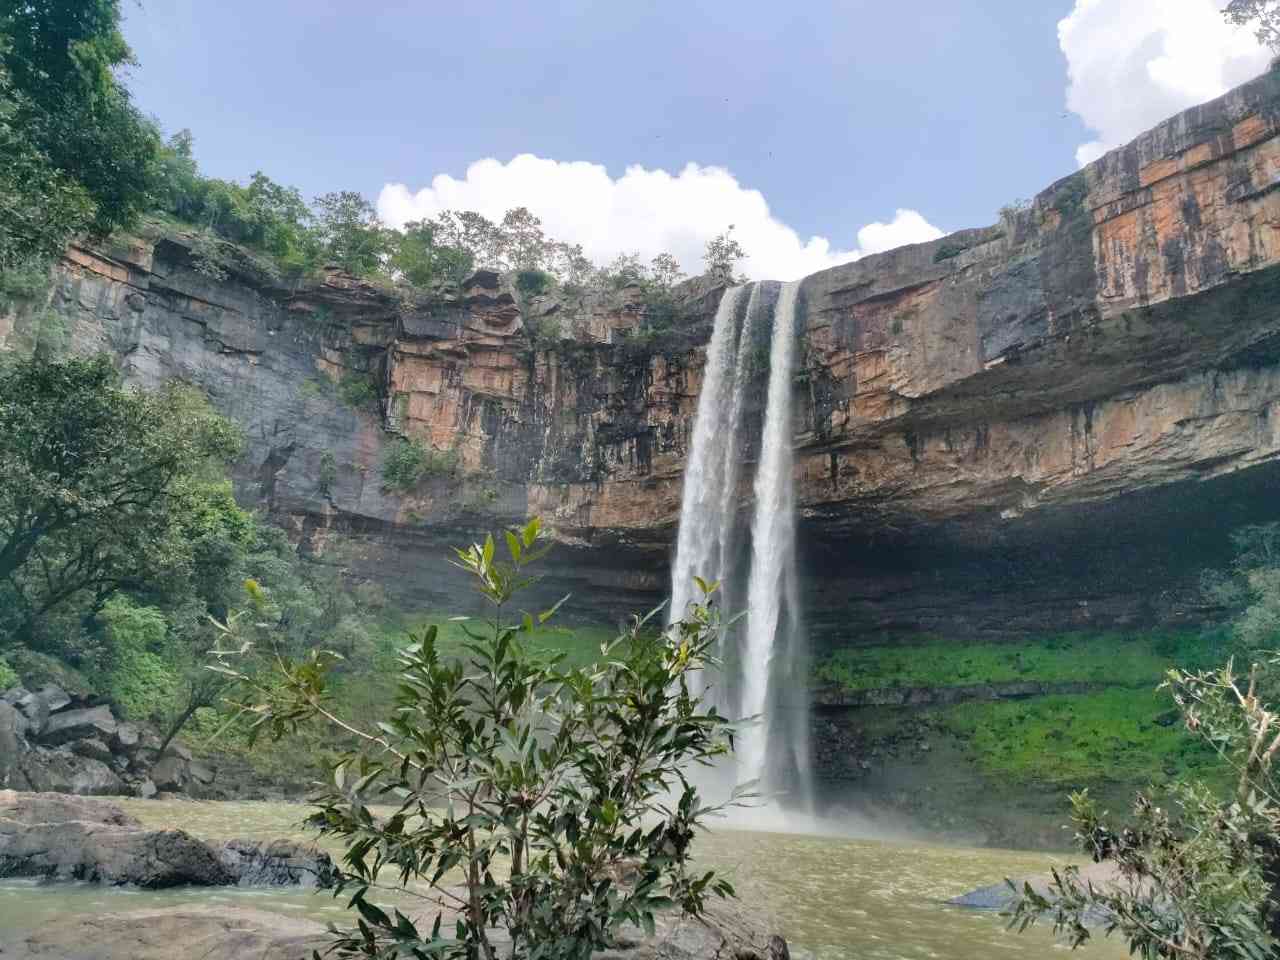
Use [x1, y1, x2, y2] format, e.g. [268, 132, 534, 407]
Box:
[0, 791, 332, 889]
[0, 905, 329, 960]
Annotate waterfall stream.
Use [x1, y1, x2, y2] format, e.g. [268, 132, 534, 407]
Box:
[669, 280, 810, 806]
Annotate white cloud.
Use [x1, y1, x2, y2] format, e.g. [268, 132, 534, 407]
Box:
[378, 155, 943, 282]
[1059, 0, 1270, 167]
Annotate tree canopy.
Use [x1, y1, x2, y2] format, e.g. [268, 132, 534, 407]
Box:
[0, 355, 241, 644]
[0, 0, 161, 268]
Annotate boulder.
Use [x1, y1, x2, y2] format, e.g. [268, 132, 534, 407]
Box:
[113, 721, 141, 751]
[37, 683, 71, 713]
[0, 790, 233, 887]
[216, 838, 336, 888]
[0, 701, 29, 788]
[39, 703, 116, 746]
[134, 778, 157, 799]
[19, 747, 124, 795]
[0, 905, 328, 960]
[188, 759, 215, 785]
[14, 688, 50, 734]
[71, 737, 116, 764]
[150, 753, 189, 791]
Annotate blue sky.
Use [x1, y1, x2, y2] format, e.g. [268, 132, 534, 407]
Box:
[121, 1, 1270, 279]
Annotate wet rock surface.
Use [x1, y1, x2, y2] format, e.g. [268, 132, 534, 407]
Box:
[0, 792, 333, 889]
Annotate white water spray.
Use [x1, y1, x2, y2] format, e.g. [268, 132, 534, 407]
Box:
[669, 285, 746, 659]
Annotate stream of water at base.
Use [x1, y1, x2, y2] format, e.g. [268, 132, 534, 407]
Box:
[0, 799, 1129, 960]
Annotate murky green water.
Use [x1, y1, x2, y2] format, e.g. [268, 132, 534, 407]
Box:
[0, 799, 1127, 959]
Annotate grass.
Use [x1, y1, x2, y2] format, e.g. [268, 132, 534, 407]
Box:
[935, 687, 1221, 787]
[813, 628, 1229, 691]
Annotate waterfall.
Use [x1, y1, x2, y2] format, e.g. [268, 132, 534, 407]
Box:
[739, 280, 802, 789]
[669, 284, 746, 658]
[669, 279, 809, 806]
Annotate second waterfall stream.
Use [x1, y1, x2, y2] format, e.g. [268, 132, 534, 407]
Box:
[669, 280, 811, 809]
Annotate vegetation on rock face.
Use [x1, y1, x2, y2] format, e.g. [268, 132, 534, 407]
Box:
[381, 437, 459, 492]
[213, 519, 742, 960]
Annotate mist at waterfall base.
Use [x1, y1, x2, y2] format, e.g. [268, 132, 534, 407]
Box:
[668, 279, 855, 837]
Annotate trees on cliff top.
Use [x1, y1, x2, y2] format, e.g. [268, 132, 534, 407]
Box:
[0, 0, 162, 269]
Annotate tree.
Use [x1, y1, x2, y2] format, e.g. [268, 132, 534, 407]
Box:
[313, 191, 389, 275]
[213, 519, 745, 959]
[0, 355, 242, 646]
[704, 227, 747, 281]
[1225, 1, 1280, 53]
[388, 219, 475, 288]
[0, 0, 161, 267]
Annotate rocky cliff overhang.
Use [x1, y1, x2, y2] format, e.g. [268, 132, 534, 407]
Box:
[6, 69, 1280, 629]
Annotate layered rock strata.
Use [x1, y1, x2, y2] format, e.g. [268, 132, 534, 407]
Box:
[4, 71, 1280, 637]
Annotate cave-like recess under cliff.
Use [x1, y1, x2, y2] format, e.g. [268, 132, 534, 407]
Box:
[6, 69, 1280, 658]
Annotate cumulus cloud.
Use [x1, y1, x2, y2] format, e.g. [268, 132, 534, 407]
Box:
[378, 155, 943, 282]
[1059, 0, 1270, 167]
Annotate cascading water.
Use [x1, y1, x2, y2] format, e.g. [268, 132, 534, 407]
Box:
[669, 279, 810, 807]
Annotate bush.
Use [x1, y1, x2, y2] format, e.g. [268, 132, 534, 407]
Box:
[0, 657, 17, 691]
[516, 268, 554, 297]
[337, 371, 379, 409]
[1011, 660, 1280, 959]
[214, 519, 742, 959]
[381, 438, 458, 492]
[96, 596, 180, 721]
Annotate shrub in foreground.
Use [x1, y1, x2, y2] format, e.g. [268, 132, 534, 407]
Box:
[213, 519, 744, 959]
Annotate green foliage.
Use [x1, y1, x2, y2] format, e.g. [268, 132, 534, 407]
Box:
[214, 519, 742, 959]
[95, 596, 179, 721]
[0, 355, 243, 645]
[318, 451, 338, 497]
[932, 239, 973, 262]
[388, 219, 474, 288]
[152, 134, 320, 279]
[814, 629, 1226, 692]
[312, 191, 389, 275]
[1202, 522, 1280, 701]
[1010, 660, 1280, 959]
[5, 646, 94, 695]
[940, 688, 1218, 786]
[337, 370, 379, 409]
[1224, 0, 1280, 52]
[0, 656, 16, 691]
[381, 437, 458, 492]
[704, 227, 747, 280]
[0, 0, 162, 269]
[515, 268, 554, 297]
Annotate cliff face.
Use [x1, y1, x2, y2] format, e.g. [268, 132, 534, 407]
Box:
[7, 69, 1280, 638]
